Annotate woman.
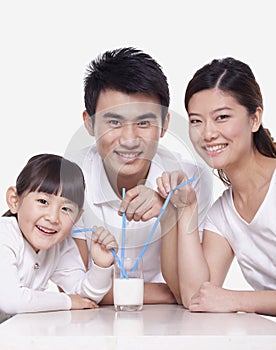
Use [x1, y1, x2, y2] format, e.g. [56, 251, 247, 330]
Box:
[158, 58, 276, 315]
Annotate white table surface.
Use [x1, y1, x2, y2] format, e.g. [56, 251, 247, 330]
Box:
[0, 304, 275, 350]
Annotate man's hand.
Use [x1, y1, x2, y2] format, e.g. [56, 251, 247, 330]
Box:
[118, 185, 164, 222]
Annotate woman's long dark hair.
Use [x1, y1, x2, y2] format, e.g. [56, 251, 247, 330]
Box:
[185, 57, 276, 186]
[3, 154, 85, 217]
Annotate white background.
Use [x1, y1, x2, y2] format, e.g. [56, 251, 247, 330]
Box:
[1, 0, 275, 291]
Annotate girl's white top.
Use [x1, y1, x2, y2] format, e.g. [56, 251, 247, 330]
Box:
[204, 169, 276, 290]
[0, 217, 113, 314]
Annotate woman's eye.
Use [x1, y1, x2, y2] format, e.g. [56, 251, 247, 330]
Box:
[190, 119, 201, 125]
[217, 114, 229, 121]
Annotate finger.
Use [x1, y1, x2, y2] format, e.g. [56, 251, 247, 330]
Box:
[85, 298, 99, 309]
[105, 238, 118, 250]
[156, 177, 168, 198]
[118, 187, 139, 213]
[132, 196, 154, 221]
[96, 228, 111, 244]
[161, 172, 172, 193]
[170, 171, 186, 190]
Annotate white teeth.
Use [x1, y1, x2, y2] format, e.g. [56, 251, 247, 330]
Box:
[117, 152, 139, 159]
[37, 225, 56, 234]
[206, 144, 227, 152]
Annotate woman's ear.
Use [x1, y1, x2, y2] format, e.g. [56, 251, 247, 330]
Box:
[6, 186, 20, 214]
[251, 107, 263, 132]
[83, 110, 95, 136]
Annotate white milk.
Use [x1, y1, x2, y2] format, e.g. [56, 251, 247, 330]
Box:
[114, 278, 144, 310]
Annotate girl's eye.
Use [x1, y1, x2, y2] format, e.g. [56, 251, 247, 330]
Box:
[38, 199, 48, 205]
[62, 207, 73, 213]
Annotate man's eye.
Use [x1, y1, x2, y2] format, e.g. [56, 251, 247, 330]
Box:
[138, 120, 150, 127]
[109, 120, 121, 127]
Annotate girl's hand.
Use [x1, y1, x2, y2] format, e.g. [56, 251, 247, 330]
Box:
[156, 171, 197, 208]
[90, 226, 118, 268]
[69, 294, 99, 310]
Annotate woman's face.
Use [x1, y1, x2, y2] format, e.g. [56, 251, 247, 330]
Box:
[187, 88, 260, 171]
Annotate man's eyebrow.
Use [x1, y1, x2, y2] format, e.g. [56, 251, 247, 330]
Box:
[102, 112, 158, 120]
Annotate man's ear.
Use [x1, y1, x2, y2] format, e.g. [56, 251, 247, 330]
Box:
[6, 186, 20, 214]
[83, 110, 94, 136]
[160, 113, 170, 137]
[251, 107, 263, 132]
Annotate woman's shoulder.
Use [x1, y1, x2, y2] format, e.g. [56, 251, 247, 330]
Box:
[208, 187, 233, 214]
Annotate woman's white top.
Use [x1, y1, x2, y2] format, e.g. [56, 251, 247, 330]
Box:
[204, 170, 276, 290]
[0, 217, 113, 314]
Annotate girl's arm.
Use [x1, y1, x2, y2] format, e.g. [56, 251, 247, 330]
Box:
[73, 238, 89, 270]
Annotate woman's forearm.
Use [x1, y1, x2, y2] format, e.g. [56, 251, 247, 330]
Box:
[177, 204, 209, 307]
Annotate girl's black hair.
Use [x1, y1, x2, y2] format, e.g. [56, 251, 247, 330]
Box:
[3, 154, 85, 217]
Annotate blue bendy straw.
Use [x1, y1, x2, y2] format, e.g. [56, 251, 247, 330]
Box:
[131, 177, 196, 272]
[120, 188, 127, 278]
[72, 228, 128, 279]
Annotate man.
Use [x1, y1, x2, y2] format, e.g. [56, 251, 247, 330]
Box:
[69, 47, 212, 304]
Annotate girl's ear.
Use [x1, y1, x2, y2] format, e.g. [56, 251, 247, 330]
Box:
[83, 110, 95, 136]
[251, 107, 263, 132]
[74, 209, 84, 224]
[6, 186, 20, 214]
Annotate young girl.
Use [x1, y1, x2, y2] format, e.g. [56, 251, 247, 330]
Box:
[0, 154, 118, 314]
[158, 58, 276, 316]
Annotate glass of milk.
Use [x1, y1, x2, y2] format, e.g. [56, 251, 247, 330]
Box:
[113, 257, 144, 312]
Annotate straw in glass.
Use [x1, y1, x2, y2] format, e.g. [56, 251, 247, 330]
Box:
[72, 228, 128, 279]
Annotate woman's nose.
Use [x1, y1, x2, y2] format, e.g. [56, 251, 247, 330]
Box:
[202, 120, 219, 141]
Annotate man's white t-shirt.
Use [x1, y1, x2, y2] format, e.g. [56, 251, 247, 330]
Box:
[204, 169, 276, 290]
[71, 144, 213, 282]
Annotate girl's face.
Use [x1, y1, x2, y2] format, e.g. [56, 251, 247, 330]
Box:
[7, 188, 82, 252]
[187, 88, 261, 171]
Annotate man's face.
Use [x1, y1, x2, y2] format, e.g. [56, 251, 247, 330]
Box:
[85, 89, 169, 182]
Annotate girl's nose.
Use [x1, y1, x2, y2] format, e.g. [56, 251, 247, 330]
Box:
[45, 206, 60, 224]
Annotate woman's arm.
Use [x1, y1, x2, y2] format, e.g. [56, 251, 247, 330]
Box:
[189, 282, 276, 316]
[160, 203, 182, 304]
